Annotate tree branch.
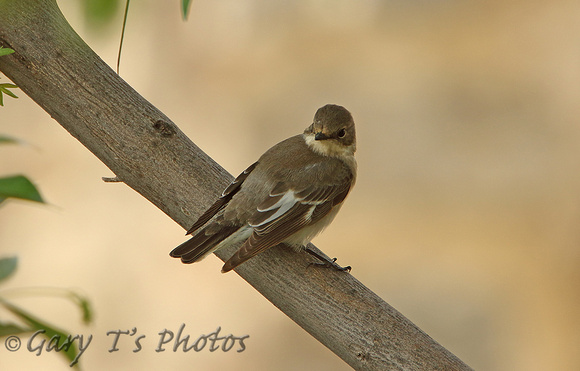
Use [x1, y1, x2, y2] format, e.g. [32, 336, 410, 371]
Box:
[0, 1, 471, 369]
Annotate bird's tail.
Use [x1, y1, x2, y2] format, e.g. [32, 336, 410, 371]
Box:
[170, 225, 240, 264]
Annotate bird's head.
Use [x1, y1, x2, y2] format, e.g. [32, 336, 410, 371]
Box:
[304, 104, 356, 158]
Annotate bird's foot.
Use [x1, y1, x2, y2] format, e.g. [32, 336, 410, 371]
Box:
[305, 247, 351, 272]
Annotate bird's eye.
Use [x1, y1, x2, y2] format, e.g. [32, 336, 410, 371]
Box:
[337, 128, 346, 138]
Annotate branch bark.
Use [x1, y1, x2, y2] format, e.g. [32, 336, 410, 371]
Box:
[0, 1, 472, 370]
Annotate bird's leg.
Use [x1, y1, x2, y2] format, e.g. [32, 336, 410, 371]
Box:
[304, 245, 351, 272]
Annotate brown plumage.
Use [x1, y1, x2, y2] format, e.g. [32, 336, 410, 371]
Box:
[170, 104, 357, 273]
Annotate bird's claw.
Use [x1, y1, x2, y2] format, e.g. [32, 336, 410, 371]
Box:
[305, 247, 351, 272]
[309, 258, 352, 272]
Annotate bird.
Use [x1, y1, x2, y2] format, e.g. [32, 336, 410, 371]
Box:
[170, 104, 357, 273]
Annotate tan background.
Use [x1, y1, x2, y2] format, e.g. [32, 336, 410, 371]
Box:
[1, 0, 579, 370]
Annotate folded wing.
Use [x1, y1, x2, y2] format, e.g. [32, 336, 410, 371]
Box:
[170, 162, 258, 263]
[221, 173, 353, 272]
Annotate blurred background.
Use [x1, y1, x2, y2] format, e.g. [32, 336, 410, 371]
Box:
[1, 0, 580, 370]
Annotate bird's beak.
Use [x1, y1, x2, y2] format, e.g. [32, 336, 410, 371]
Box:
[315, 132, 329, 141]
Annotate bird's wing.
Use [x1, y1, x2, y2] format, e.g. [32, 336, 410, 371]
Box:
[221, 173, 353, 272]
[185, 162, 258, 235]
[170, 162, 258, 262]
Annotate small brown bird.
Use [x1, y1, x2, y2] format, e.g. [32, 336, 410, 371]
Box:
[170, 104, 357, 273]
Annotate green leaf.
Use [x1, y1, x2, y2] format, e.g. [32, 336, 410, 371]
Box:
[0, 175, 44, 203]
[0, 321, 29, 336]
[0, 256, 18, 282]
[0, 135, 20, 145]
[182, 0, 192, 20]
[82, 0, 120, 28]
[0, 47, 15, 57]
[0, 299, 81, 367]
[0, 84, 18, 97]
[0, 82, 19, 106]
[67, 292, 93, 325]
[78, 296, 93, 325]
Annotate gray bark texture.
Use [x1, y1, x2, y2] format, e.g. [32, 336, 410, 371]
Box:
[0, 1, 472, 369]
